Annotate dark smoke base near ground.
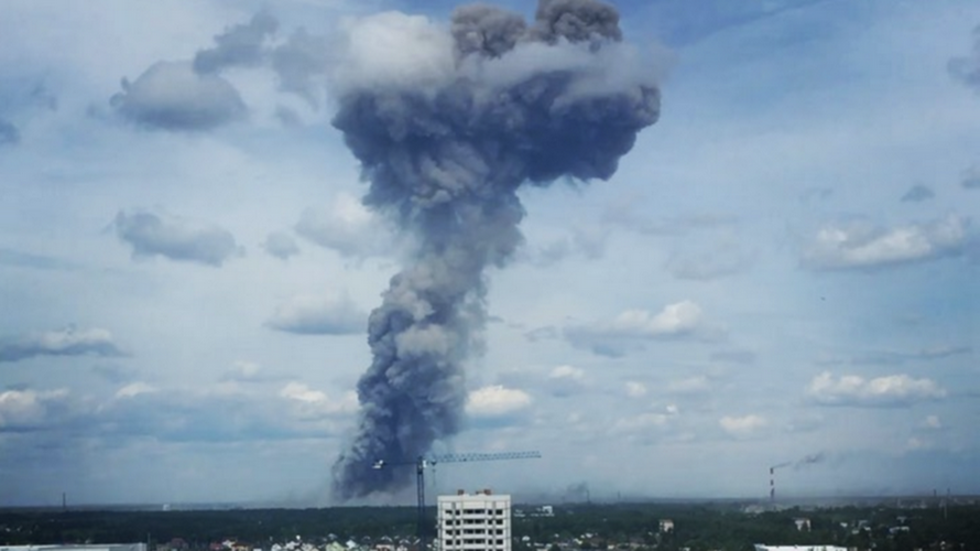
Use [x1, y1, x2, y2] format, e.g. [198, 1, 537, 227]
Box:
[331, 0, 661, 501]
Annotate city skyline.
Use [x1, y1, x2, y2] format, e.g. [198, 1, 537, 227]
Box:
[1, 0, 979, 506]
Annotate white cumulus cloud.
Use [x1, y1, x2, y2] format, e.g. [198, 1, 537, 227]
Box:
[806, 371, 947, 407]
[294, 192, 392, 258]
[611, 405, 679, 443]
[547, 364, 587, 397]
[0, 388, 70, 429]
[110, 61, 246, 131]
[115, 382, 157, 399]
[565, 300, 714, 356]
[802, 214, 970, 271]
[607, 301, 704, 336]
[267, 293, 366, 335]
[280, 382, 358, 417]
[625, 381, 647, 398]
[549, 365, 585, 381]
[719, 414, 768, 438]
[465, 385, 532, 418]
[114, 209, 241, 267]
[0, 327, 125, 363]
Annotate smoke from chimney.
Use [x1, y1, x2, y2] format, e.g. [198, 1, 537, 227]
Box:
[769, 452, 827, 502]
[795, 452, 825, 469]
[329, 0, 661, 500]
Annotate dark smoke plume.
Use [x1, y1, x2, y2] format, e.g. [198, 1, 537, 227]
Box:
[331, 0, 660, 500]
[771, 452, 826, 472]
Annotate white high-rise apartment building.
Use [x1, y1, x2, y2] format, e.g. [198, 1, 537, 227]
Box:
[437, 490, 512, 551]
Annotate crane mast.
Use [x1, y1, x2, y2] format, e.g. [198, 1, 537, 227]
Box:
[373, 450, 542, 551]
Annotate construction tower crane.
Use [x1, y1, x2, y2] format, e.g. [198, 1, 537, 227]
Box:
[373, 450, 541, 551]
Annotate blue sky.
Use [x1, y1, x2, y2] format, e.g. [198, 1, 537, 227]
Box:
[1, 0, 979, 506]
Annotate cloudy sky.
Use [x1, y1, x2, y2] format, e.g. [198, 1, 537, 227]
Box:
[2, 0, 979, 507]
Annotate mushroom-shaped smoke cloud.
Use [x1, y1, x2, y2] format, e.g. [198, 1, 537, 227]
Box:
[331, 0, 661, 500]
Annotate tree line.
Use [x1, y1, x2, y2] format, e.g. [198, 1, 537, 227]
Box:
[2, 501, 978, 551]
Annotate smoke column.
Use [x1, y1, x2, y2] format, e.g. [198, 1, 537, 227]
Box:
[330, 0, 661, 499]
[769, 452, 827, 502]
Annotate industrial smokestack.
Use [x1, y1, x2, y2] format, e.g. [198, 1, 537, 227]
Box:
[769, 469, 774, 503]
[768, 452, 826, 503]
[329, 0, 661, 500]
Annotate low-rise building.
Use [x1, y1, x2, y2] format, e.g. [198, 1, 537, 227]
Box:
[793, 518, 811, 532]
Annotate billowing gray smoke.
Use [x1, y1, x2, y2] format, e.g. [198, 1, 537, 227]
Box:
[331, 0, 660, 500]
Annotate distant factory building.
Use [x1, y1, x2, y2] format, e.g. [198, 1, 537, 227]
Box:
[437, 489, 511, 551]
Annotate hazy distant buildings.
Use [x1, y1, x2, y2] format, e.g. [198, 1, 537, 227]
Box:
[512, 505, 552, 519]
[1, 546, 147, 551]
[753, 546, 845, 551]
[437, 490, 511, 551]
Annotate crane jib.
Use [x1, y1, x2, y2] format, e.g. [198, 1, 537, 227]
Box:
[369, 449, 542, 551]
[372, 450, 542, 468]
